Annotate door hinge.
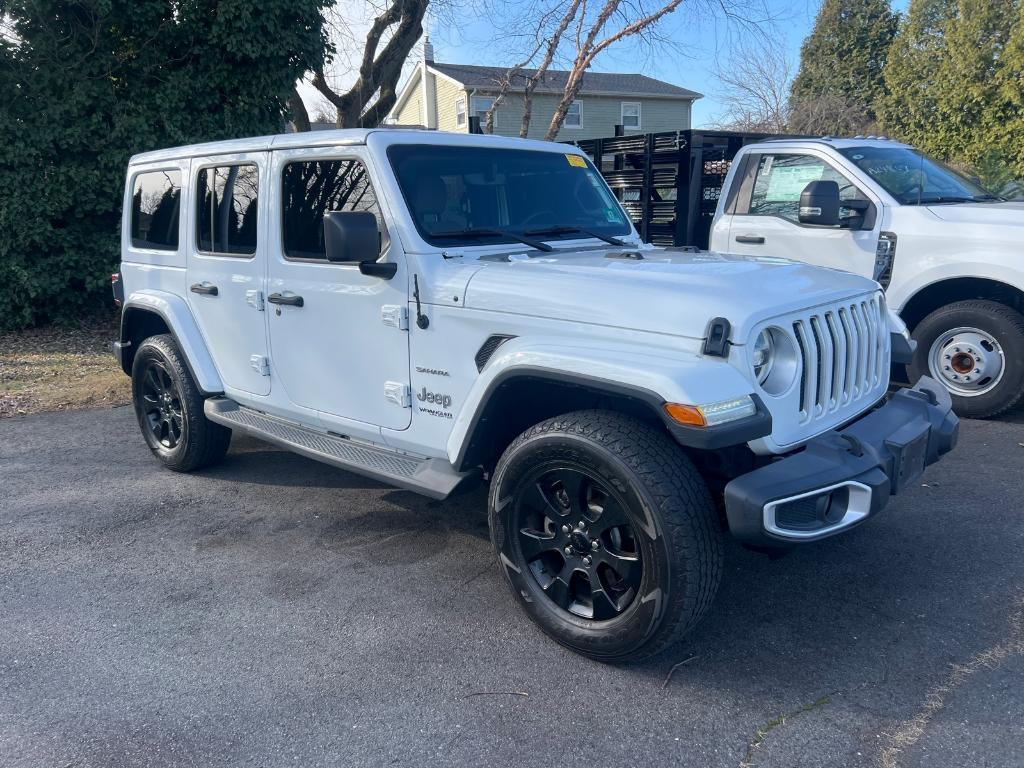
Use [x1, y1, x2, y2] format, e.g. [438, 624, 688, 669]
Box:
[384, 381, 411, 407]
[381, 304, 409, 330]
[246, 290, 265, 311]
[250, 355, 270, 376]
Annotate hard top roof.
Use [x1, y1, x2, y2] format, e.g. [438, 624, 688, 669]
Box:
[128, 128, 588, 165]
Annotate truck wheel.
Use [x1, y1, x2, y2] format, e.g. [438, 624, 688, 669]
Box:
[909, 300, 1024, 419]
[131, 334, 231, 472]
[488, 410, 723, 662]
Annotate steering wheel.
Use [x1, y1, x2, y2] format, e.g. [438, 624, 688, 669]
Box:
[518, 210, 556, 230]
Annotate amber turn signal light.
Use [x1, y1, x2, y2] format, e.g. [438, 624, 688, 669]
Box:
[663, 403, 706, 427]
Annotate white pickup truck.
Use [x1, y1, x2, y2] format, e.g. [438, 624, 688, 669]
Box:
[113, 129, 958, 661]
[710, 137, 1024, 418]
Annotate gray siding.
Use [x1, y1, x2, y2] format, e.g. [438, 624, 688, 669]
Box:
[482, 93, 692, 140]
[388, 66, 695, 139]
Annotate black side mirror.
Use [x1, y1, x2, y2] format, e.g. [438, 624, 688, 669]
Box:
[323, 210, 397, 279]
[798, 180, 840, 227]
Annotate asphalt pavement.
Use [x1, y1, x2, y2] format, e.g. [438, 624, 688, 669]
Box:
[1, 406, 1023, 768]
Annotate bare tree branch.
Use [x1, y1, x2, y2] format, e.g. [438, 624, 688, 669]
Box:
[710, 34, 792, 132]
[303, 0, 428, 130]
[520, 0, 583, 136]
[544, 0, 685, 139]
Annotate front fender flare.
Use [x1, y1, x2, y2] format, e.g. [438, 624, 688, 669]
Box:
[121, 290, 223, 394]
[446, 339, 767, 468]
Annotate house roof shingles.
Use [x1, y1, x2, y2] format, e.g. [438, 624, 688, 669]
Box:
[427, 62, 702, 100]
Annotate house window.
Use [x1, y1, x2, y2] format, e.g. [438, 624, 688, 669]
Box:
[455, 98, 467, 128]
[621, 102, 641, 130]
[564, 101, 582, 129]
[471, 96, 496, 128]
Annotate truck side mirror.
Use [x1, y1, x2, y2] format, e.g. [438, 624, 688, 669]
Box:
[798, 180, 840, 227]
[323, 210, 397, 279]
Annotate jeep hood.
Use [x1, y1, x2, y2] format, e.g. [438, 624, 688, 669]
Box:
[461, 247, 879, 342]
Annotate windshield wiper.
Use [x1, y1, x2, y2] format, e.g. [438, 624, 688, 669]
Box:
[524, 225, 627, 247]
[429, 227, 553, 252]
[914, 195, 977, 205]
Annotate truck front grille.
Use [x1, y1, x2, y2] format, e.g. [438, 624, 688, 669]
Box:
[790, 295, 889, 425]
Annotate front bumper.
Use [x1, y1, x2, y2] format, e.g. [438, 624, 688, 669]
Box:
[724, 377, 958, 545]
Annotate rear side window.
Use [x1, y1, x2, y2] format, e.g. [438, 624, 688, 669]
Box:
[130, 170, 181, 250]
[196, 164, 259, 255]
[281, 159, 387, 260]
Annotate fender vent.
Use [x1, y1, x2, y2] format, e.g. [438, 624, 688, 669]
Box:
[475, 335, 516, 371]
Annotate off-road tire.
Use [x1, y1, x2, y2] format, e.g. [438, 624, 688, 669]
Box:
[909, 300, 1024, 419]
[131, 334, 231, 471]
[488, 410, 723, 662]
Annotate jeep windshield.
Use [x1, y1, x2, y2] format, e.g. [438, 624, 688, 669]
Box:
[837, 145, 999, 205]
[387, 144, 632, 248]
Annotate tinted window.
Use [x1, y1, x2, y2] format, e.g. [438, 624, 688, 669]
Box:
[836, 146, 994, 205]
[281, 159, 387, 260]
[387, 145, 630, 248]
[131, 170, 181, 250]
[749, 154, 867, 223]
[196, 164, 259, 255]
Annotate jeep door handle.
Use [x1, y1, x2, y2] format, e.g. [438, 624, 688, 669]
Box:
[735, 235, 765, 245]
[190, 282, 219, 296]
[267, 292, 304, 307]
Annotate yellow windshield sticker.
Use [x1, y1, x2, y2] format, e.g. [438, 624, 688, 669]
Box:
[565, 154, 587, 168]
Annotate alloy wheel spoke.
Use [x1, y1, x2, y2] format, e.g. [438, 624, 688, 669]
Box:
[590, 584, 621, 621]
[519, 528, 559, 561]
[600, 550, 643, 592]
[591, 495, 631, 535]
[549, 468, 587, 517]
[522, 481, 566, 519]
[145, 367, 162, 395]
[542, 562, 576, 609]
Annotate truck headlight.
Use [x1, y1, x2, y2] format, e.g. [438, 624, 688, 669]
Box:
[752, 330, 774, 384]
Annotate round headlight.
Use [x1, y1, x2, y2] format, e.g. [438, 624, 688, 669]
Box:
[752, 329, 774, 384]
[752, 327, 800, 396]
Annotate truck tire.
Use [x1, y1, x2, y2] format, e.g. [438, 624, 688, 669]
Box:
[488, 410, 723, 662]
[909, 300, 1024, 419]
[131, 334, 231, 472]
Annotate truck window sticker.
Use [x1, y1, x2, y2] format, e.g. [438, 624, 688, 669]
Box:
[764, 164, 825, 202]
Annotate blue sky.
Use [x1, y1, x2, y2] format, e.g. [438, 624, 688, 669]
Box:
[298, 0, 909, 126]
[422, 0, 907, 127]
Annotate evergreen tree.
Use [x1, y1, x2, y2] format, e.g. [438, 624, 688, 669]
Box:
[789, 0, 899, 134]
[880, 0, 1019, 174]
[932, 0, 1018, 166]
[0, 1, 332, 329]
[989, 3, 1024, 179]
[877, 0, 956, 148]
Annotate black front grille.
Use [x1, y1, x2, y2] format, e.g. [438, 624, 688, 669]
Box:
[774, 496, 825, 531]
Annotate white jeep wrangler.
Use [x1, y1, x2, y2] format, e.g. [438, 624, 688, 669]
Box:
[114, 129, 958, 661]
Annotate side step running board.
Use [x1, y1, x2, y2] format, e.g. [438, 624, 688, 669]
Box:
[204, 398, 474, 500]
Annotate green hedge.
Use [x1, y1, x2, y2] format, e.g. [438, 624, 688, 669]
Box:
[0, 0, 331, 330]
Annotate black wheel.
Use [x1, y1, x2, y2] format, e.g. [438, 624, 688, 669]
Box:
[131, 334, 231, 471]
[909, 300, 1024, 419]
[488, 410, 723, 662]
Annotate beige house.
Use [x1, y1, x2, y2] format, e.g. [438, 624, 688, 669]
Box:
[389, 48, 702, 141]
